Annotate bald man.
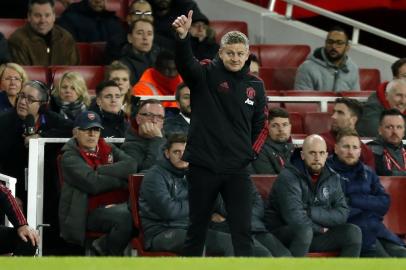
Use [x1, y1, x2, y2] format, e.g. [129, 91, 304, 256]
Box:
[264, 134, 362, 257]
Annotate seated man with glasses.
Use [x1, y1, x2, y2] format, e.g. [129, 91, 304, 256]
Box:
[121, 99, 166, 173]
[59, 110, 137, 256]
[0, 80, 73, 210]
[294, 26, 360, 92]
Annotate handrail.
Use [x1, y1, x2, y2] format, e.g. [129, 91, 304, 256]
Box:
[269, 0, 406, 46]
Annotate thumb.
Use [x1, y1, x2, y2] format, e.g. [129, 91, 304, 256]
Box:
[188, 10, 193, 21]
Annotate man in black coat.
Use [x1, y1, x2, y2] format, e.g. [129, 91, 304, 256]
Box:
[172, 11, 269, 256]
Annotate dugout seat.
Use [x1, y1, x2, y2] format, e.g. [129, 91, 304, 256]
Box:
[22, 66, 49, 83]
[303, 112, 332, 134]
[259, 67, 297, 90]
[359, 68, 381, 91]
[210, 20, 248, 44]
[0, 18, 25, 39]
[256, 44, 310, 68]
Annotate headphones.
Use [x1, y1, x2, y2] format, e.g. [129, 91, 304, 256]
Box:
[23, 80, 51, 113]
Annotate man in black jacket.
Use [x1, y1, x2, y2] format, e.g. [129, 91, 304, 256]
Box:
[172, 11, 269, 256]
[265, 134, 362, 257]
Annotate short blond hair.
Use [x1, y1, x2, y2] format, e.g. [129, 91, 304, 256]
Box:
[52, 71, 90, 106]
[0, 62, 29, 84]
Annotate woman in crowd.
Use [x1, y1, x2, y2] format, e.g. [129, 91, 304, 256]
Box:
[50, 71, 90, 120]
[0, 63, 28, 112]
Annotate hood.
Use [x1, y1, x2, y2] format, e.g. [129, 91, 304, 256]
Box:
[309, 47, 350, 73]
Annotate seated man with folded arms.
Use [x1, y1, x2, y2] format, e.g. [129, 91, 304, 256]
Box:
[252, 108, 294, 174]
[59, 111, 137, 256]
[121, 99, 166, 173]
[327, 128, 406, 257]
[139, 134, 233, 255]
[264, 134, 362, 257]
[367, 109, 406, 176]
[0, 184, 39, 256]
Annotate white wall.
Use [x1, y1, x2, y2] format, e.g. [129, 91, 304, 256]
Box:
[195, 0, 398, 81]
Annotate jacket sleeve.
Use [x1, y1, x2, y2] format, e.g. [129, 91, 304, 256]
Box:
[251, 85, 269, 155]
[40, 111, 74, 138]
[8, 37, 31, 65]
[275, 172, 322, 232]
[294, 63, 314, 90]
[0, 185, 27, 227]
[141, 170, 189, 220]
[61, 148, 135, 195]
[174, 34, 205, 89]
[348, 172, 389, 217]
[0, 33, 11, 63]
[309, 177, 350, 227]
[96, 144, 138, 178]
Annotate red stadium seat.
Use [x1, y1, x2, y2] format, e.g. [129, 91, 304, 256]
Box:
[0, 18, 25, 39]
[359, 68, 381, 91]
[128, 174, 178, 256]
[250, 44, 261, 60]
[282, 91, 336, 114]
[259, 67, 297, 90]
[257, 44, 310, 68]
[90, 42, 107, 65]
[106, 0, 129, 20]
[303, 112, 332, 134]
[381, 176, 406, 239]
[22, 66, 49, 83]
[50, 65, 105, 91]
[210, 20, 248, 44]
[76, 43, 92, 65]
[289, 112, 304, 134]
[339, 90, 374, 98]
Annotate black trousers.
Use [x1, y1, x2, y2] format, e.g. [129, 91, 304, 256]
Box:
[0, 226, 37, 256]
[182, 165, 253, 257]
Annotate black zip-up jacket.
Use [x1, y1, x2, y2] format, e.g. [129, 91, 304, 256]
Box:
[175, 34, 268, 173]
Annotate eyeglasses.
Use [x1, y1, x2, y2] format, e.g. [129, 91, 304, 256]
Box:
[139, 112, 165, 121]
[325, 39, 348, 47]
[2, 76, 22, 82]
[17, 92, 43, 104]
[130, 11, 153, 16]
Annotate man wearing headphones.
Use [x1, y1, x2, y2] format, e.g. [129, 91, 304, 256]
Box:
[0, 80, 73, 211]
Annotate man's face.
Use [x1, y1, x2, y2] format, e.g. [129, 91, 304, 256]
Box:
[301, 138, 327, 174]
[324, 31, 349, 63]
[331, 103, 357, 132]
[334, 135, 361, 166]
[109, 70, 130, 95]
[386, 84, 406, 112]
[269, 117, 291, 143]
[96, 86, 122, 114]
[0, 67, 23, 97]
[127, 1, 153, 25]
[189, 21, 207, 41]
[165, 142, 188, 169]
[157, 59, 178, 78]
[27, 3, 55, 35]
[74, 127, 101, 151]
[219, 43, 249, 72]
[178, 86, 191, 116]
[128, 21, 154, 53]
[88, 0, 106, 12]
[136, 103, 165, 130]
[379, 115, 405, 146]
[16, 85, 43, 119]
[396, 64, 406, 79]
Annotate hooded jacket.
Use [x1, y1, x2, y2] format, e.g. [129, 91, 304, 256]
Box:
[175, 34, 268, 173]
[58, 138, 137, 245]
[264, 149, 349, 233]
[294, 47, 360, 91]
[139, 153, 189, 249]
[327, 155, 405, 251]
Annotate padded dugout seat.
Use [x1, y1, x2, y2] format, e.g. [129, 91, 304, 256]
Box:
[303, 112, 332, 134]
[128, 174, 178, 256]
[256, 44, 310, 68]
[259, 67, 297, 90]
[22, 66, 49, 83]
[359, 68, 381, 91]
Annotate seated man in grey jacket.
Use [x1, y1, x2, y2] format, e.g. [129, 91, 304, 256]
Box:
[264, 134, 362, 257]
[121, 99, 166, 173]
[294, 26, 360, 92]
[59, 111, 137, 256]
[139, 133, 233, 255]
